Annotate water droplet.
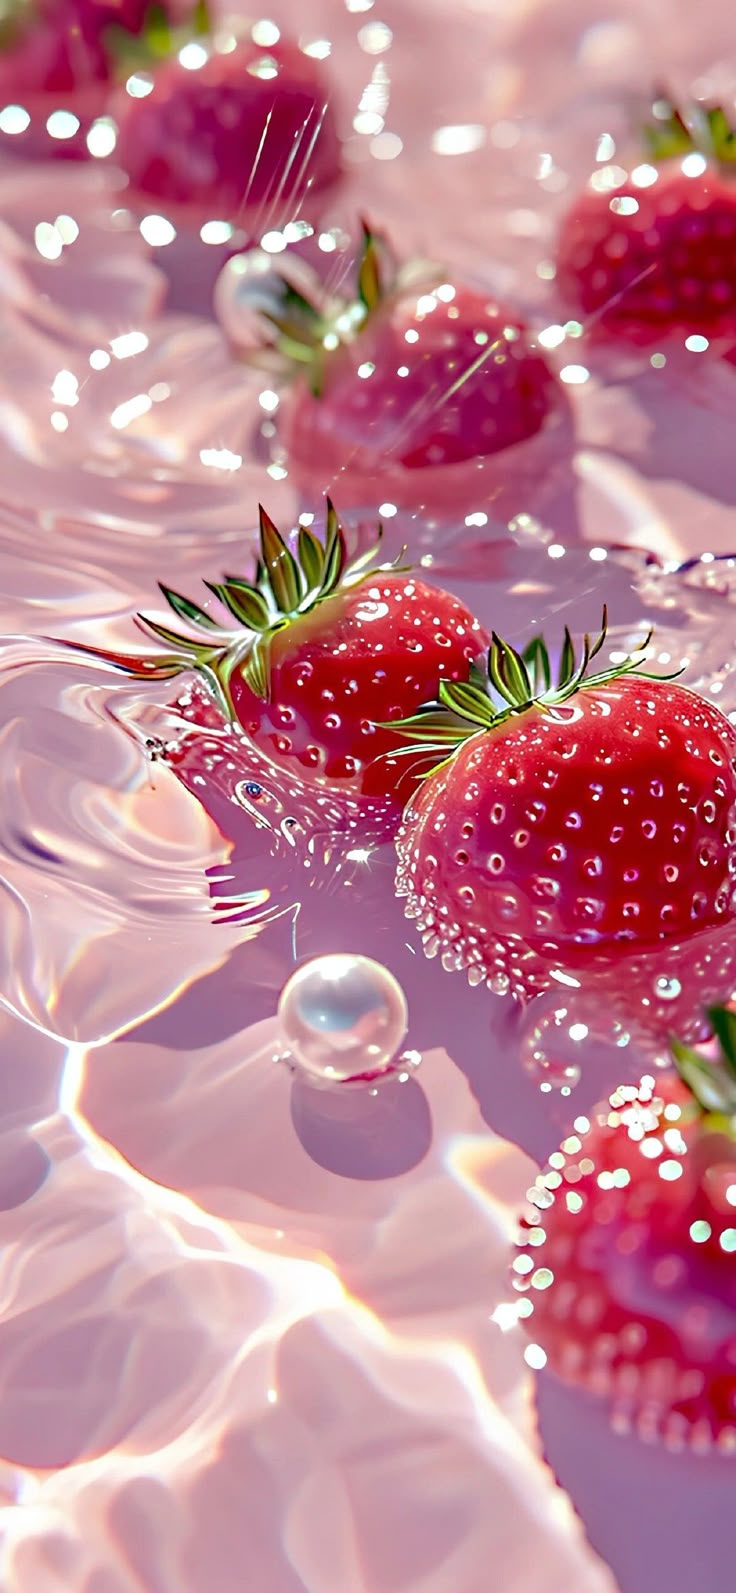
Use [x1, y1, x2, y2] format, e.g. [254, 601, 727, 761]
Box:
[520, 1004, 583, 1095]
[654, 975, 682, 1001]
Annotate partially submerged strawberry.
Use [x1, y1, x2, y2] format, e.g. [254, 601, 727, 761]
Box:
[0, 0, 112, 152]
[514, 1006, 736, 1454]
[113, 31, 341, 227]
[557, 98, 736, 343]
[0, 0, 201, 159]
[393, 611, 736, 999]
[66, 505, 488, 802]
[226, 225, 569, 512]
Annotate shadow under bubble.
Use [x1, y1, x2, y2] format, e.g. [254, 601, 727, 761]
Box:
[0, 1130, 51, 1210]
[290, 1073, 432, 1181]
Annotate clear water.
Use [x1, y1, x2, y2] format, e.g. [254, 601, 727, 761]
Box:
[1, 2, 736, 1589]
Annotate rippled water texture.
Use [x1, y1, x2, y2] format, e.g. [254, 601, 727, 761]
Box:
[1, 1, 736, 1589]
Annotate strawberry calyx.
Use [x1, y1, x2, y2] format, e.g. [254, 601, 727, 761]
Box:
[383, 607, 680, 777]
[0, 0, 33, 51]
[644, 92, 736, 168]
[59, 502, 405, 714]
[234, 222, 442, 397]
[103, 0, 210, 79]
[670, 1006, 736, 1129]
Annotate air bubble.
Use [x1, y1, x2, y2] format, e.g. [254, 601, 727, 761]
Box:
[278, 953, 412, 1085]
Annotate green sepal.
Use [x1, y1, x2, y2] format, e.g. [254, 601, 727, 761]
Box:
[297, 525, 326, 588]
[204, 580, 270, 631]
[58, 505, 405, 718]
[522, 635, 552, 695]
[644, 94, 736, 167]
[104, 0, 211, 79]
[258, 283, 327, 360]
[705, 1006, 736, 1078]
[241, 638, 269, 699]
[139, 616, 209, 653]
[357, 221, 384, 313]
[489, 632, 533, 708]
[670, 1013, 736, 1118]
[52, 637, 194, 681]
[258, 505, 303, 614]
[158, 583, 222, 632]
[238, 221, 410, 392]
[318, 501, 348, 595]
[383, 608, 682, 777]
[437, 678, 495, 726]
[0, 0, 33, 51]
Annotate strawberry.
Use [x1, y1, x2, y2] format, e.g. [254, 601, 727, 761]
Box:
[64, 505, 488, 803]
[513, 1006, 736, 1455]
[0, 0, 195, 160]
[0, 0, 111, 141]
[228, 225, 568, 512]
[112, 32, 342, 227]
[393, 612, 736, 1000]
[557, 99, 736, 343]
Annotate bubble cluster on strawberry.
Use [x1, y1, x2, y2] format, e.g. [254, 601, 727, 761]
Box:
[557, 98, 736, 343]
[113, 30, 342, 226]
[393, 612, 736, 1000]
[66, 504, 489, 803]
[226, 224, 568, 510]
[513, 1006, 736, 1455]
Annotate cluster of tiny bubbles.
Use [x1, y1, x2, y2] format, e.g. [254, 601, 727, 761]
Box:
[519, 992, 645, 1098]
[276, 953, 420, 1088]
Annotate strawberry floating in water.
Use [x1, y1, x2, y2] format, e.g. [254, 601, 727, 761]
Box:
[557, 97, 736, 343]
[113, 28, 342, 227]
[0, 0, 202, 160]
[0, 0, 112, 154]
[513, 1006, 736, 1455]
[66, 504, 488, 802]
[393, 611, 736, 1000]
[220, 225, 569, 514]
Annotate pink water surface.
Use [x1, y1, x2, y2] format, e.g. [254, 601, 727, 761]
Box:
[1, 2, 736, 1590]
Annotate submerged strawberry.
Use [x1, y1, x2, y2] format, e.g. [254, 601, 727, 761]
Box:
[514, 1007, 736, 1455]
[557, 98, 736, 342]
[66, 505, 488, 802]
[225, 225, 568, 511]
[113, 32, 341, 226]
[393, 612, 736, 999]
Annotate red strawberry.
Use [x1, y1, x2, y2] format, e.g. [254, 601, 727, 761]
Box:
[393, 612, 736, 1000]
[113, 33, 342, 227]
[557, 99, 736, 342]
[64, 505, 488, 803]
[513, 1006, 736, 1455]
[0, 0, 111, 135]
[0, 0, 190, 161]
[229, 225, 569, 513]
